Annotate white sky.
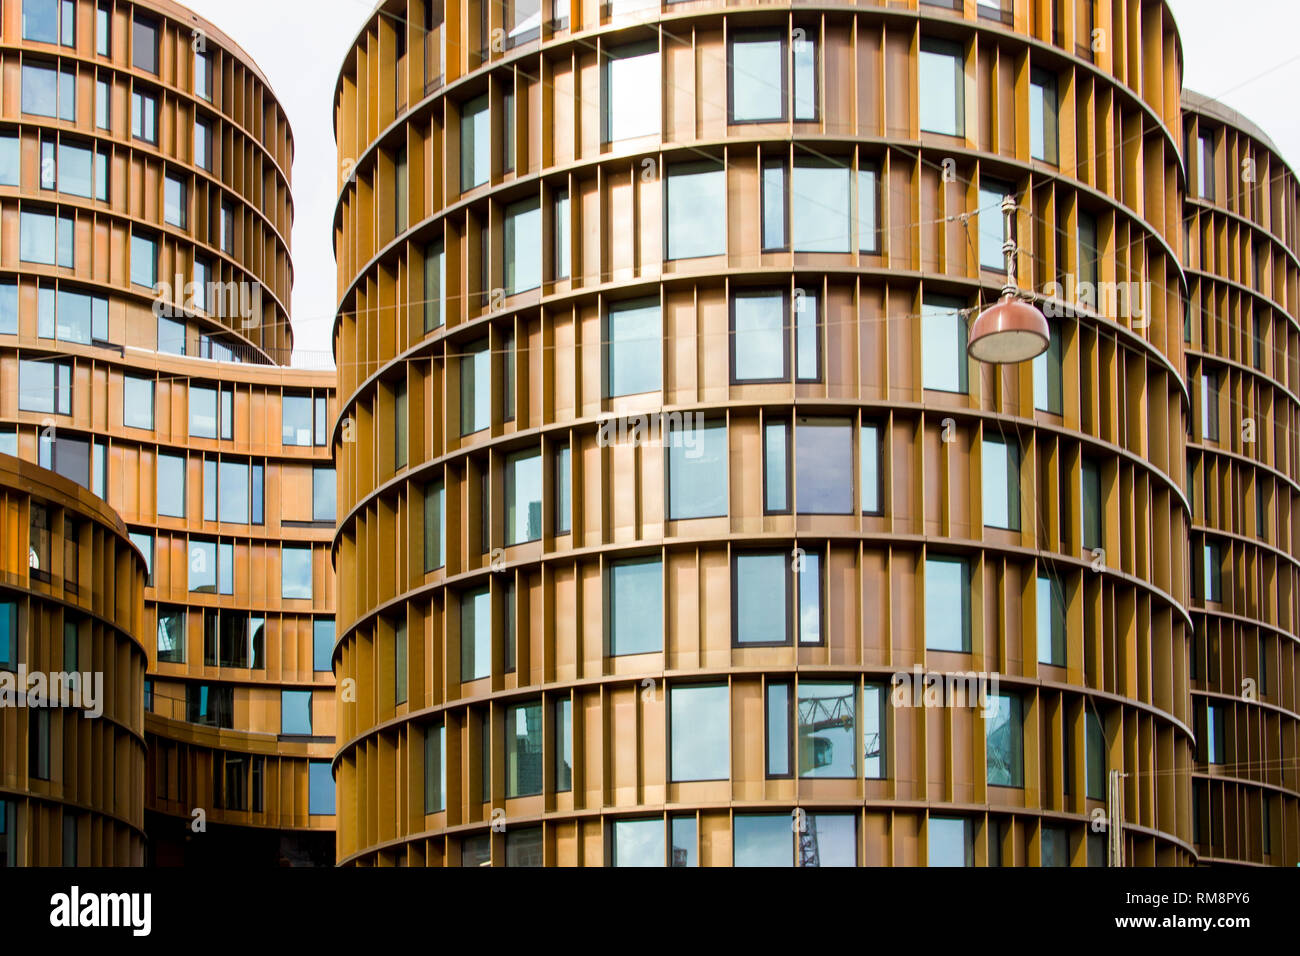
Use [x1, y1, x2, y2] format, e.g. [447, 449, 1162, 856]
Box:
[178, 0, 1300, 369]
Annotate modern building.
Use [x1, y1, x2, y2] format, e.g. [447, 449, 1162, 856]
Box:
[330, 0, 1220, 866]
[1182, 91, 1300, 866]
[0, 0, 337, 865]
[0, 452, 149, 866]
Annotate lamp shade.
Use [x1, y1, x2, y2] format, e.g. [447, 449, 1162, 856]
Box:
[967, 294, 1050, 364]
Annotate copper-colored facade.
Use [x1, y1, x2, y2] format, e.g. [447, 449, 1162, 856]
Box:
[0, 0, 337, 865]
[0, 453, 149, 866]
[331, 0, 1214, 866]
[1182, 91, 1300, 866]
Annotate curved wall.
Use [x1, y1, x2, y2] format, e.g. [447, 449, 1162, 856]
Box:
[333, 0, 1194, 866]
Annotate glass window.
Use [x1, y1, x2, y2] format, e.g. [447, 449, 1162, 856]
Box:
[189, 384, 218, 438]
[130, 233, 156, 287]
[665, 162, 725, 260]
[1198, 131, 1214, 200]
[133, 16, 158, 73]
[670, 684, 728, 781]
[729, 34, 783, 122]
[732, 291, 785, 382]
[21, 64, 66, 119]
[0, 602, 17, 672]
[612, 818, 664, 867]
[53, 142, 94, 198]
[1030, 69, 1058, 163]
[164, 174, 187, 227]
[799, 681, 856, 777]
[667, 418, 727, 519]
[1086, 709, 1106, 800]
[921, 295, 969, 392]
[735, 553, 787, 646]
[281, 546, 313, 600]
[857, 166, 878, 253]
[283, 394, 314, 446]
[96, 78, 110, 130]
[1037, 574, 1065, 665]
[669, 816, 696, 867]
[157, 453, 186, 517]
[606, 299, 661, 397]
[553, 697, 573, 793]
[187, 539, 232, 595]
[795, 291, 820, 382]
[459, 339, 490, 435]
[424, 722, 446, 813]
[986, 694, 1023, 787]
[1200, 371, 1219, 441]
[149, 606, 183, 664]
[860, 424, 881, 513]
[504, 449, 542, 545]
[313, 467, 336, 522]
[281, 690, 312, 735]
[308, 761, 334, 815]
[501, 89, 515, 174]
[925, 556, 970, 651]
[1202, 540, 1221, 602]
[791, 159, 850, 252]
[982, 436, 1020, 530]
[978, 179, 1011, 271]
[505, 827, 543, 867]
[460, 93, 490, 191]
[20, 210, 74, 267]
[554, 188, 570, 280]
[195, 50, 211, 100]
[1078, 210, 1099, 295]
[766, 682, 791, 776]
[505, 701, 542, 797]
[1033, 322, 1063, 413]
[764, 419, 789, 513]
[393, 377, 408, 469]
[393, 619, 408, 704]
[805, 813, 855, 867]
[19, 359, 71, 414]
[792, 31, 817, 121]
[504, 197, 541, 294]
[604, 44, 659, 143]
[23, 0, 59, 42]
[131, 90, 157, 143]
[1081, 457, 1102, 551]
[159, 315, 186, 355]
[555, 445, 571, 535]
[422, 238, 445, 332]
[0, 135, 18, 187]
[424, 479, 446, 571]
[928, 817, 972, 866]
[734, 815, 791, 867]
[460, 587, 491, 682]
[609, 558, 662, 656]
[194, 120, 210, 170]
[1205, 702, 1225, 764]
[795, 417, 852, 513]
[1041, 825, 1069, 866]
[863, 683, 886, 779]
[218, 460, 249, 524]
[313, 619, 334, 673]
[762, 159, 786, 251]
[130, 531, 153, 585]
[919, 38, 964, 136]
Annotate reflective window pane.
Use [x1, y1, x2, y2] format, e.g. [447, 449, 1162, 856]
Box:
[766, 682, 790, 776]
[921, 296, 969, 393]
[670, 684, 728, 781]
[799, 681, 855, 777]
[157, 453, 186, 517]
[925, 557, 970, 651]
[928, 817, 972, 867]
[667, 419, 727, 519]
[460, 94, 490, 190]
[505, 701, 542, 797]
[281, 546, 312, 600]
[735, 553, 786, 645]
[982, 436, 1019, 530]
[313, 619, 334, 673]
[606, 299, 660, 397]
[986, 694, 1023, 787]
[730, 36, 782, 122]
[732, 292, 785, 382]
[734, 815, 791, 867]
[504, 197, 541, 294]
[1037, 574, 1065, 665]
[795, 418, 852, 514]
[806, 814, 855, 867]
[764, 420, 788, 512]
[665, 162, 725, 260]
[790, 161, 850, 252]
[609, 558, 662, 656]
[505, 449, 542, 544]
[604, 45, 659, 142]
[460, 587, 491, 681]
[612, 819, 664, 867]
[918, 38, 964, 135]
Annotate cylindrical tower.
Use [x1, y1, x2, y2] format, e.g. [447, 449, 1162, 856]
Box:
[1182, 90, 1300, 866]
[0, 0, 337, 865]
[333, 0, 1193, 866]
[0, 453, 149, 866]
